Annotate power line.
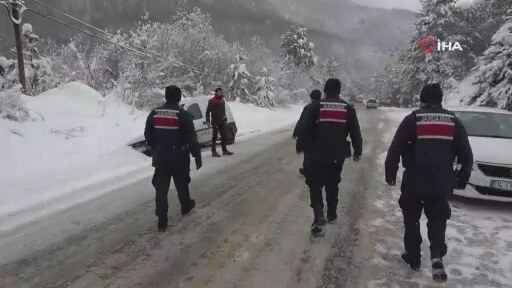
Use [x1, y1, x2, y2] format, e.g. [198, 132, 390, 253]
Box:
[27, 0, 161, 59]
[24, 3, 202, 74]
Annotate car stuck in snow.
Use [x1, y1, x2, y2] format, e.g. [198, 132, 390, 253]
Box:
[128, 96, 237, 156]
[452, 107, 512, 202]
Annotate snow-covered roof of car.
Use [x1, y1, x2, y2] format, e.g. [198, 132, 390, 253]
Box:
[447, 106, 512, 115]
[180, 95, 212, 104]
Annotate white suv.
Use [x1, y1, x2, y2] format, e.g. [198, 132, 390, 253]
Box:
[366, 99, 378, 109]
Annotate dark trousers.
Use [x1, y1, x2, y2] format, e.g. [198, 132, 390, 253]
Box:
[152, 165, 192, 217]
[305, 160, 344, 215]
[212, 123, 228, 152]
[399, 190, 451, 262]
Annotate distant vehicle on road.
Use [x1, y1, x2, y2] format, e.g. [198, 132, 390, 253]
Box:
[128, 96, 237, 156]
[452, 107, 512, 202]
[365, 99, 378, 109]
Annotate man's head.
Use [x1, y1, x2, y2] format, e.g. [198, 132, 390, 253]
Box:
[165, 85, 182, 103]
[420, 83, 443, 105]
[215, 87, 224, 97]
[310, 89, 322, 101]
[324, 78, 341, 97]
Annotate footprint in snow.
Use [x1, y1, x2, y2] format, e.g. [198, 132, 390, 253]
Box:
[450, 267, 463, 277]
[447, 236, 465, 245]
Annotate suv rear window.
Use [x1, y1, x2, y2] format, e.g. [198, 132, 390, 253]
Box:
[368, 99, 377, 103]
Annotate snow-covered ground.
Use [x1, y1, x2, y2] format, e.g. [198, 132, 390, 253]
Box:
[230, 100, 303, 139]
[0, 82, 302, 234]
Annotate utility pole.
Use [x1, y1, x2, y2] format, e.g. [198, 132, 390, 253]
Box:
[11, 0, 27, 93]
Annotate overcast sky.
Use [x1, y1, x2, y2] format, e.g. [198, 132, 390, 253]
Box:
[352, 0, 477, 12]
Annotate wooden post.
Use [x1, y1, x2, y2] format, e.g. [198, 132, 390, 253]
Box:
[11, 0, 27, 93]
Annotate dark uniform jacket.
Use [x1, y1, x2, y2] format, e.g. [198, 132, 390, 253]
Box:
[293, 100, 319, 139]
[206, 96, 227, 126]
[300, 96, 363, 162]
[385, 105, 473, 196]
[144, 102, 202, 169]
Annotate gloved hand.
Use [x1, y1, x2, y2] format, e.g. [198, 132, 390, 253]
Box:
[206, 121, 211, 128]
[385, 175, 396, 186]
[195, 158, 203, 170]
[223, 116, 228, 122]
[353, 154, 361, 162]
[455, 178, 467, 190]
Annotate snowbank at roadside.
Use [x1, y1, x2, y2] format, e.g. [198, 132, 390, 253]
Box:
[0, 82, 150, 232]
[0, 82, 303, 233]
[229, 100, 303, 139]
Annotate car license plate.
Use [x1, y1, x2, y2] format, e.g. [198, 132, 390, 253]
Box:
[490, 180, 512, 191]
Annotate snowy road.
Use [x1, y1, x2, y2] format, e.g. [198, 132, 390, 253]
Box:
[1, 109, 511, 288]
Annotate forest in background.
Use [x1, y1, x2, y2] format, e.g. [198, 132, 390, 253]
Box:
[1, 0, 511, 122]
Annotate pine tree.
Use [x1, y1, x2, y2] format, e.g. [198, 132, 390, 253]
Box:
[228, 54, 253, 102]
[399, 0, 475, 102]
[281, 24, 316, 71]
[322, 56, 339, 81]
[464, 0, 511, 56]
[255, 67, 277, 107]
[467, 13, 512, 110]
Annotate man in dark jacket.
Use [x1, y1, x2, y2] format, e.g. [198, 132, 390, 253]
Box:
[145, 85, 203, 232]
[206, 87, 233, 157]
[300, 79, 363, 237]
[385, 83, 473, 282]
[294, 89, 322, 175]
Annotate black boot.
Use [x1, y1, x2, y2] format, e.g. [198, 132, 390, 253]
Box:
[432, 258, 447, 282]
[181, 199, 196, 216]
[158, 216, 168, 232]
[223, 149, 233, 156]
[212, 150, 221, 157]
[401, 252, 421, 271]
[317, 212, 327, 226]
[311, 219, 325, 237]
[327, 209, 337, 224]
[311, 208, 327, 237]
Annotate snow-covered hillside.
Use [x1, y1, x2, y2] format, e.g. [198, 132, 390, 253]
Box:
[0, 82, 302, 233]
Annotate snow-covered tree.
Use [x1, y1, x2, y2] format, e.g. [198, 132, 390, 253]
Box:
[228, 54, 253, 102]
[369, 64, 404, 106]
[90, 34, 127, 95]
[281, 24, 316, 71]
[20, 23, 58, 95]
[0, 85, 29, 122]
[463, 0, 511, 56]
[119, 8, 238, 100]
[321, 56, 339, 81]
[466, 15, 512, 110]
[399, 0, 475, 102]
[0, 56, 17, 90]
[254, 67, 277, 107]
